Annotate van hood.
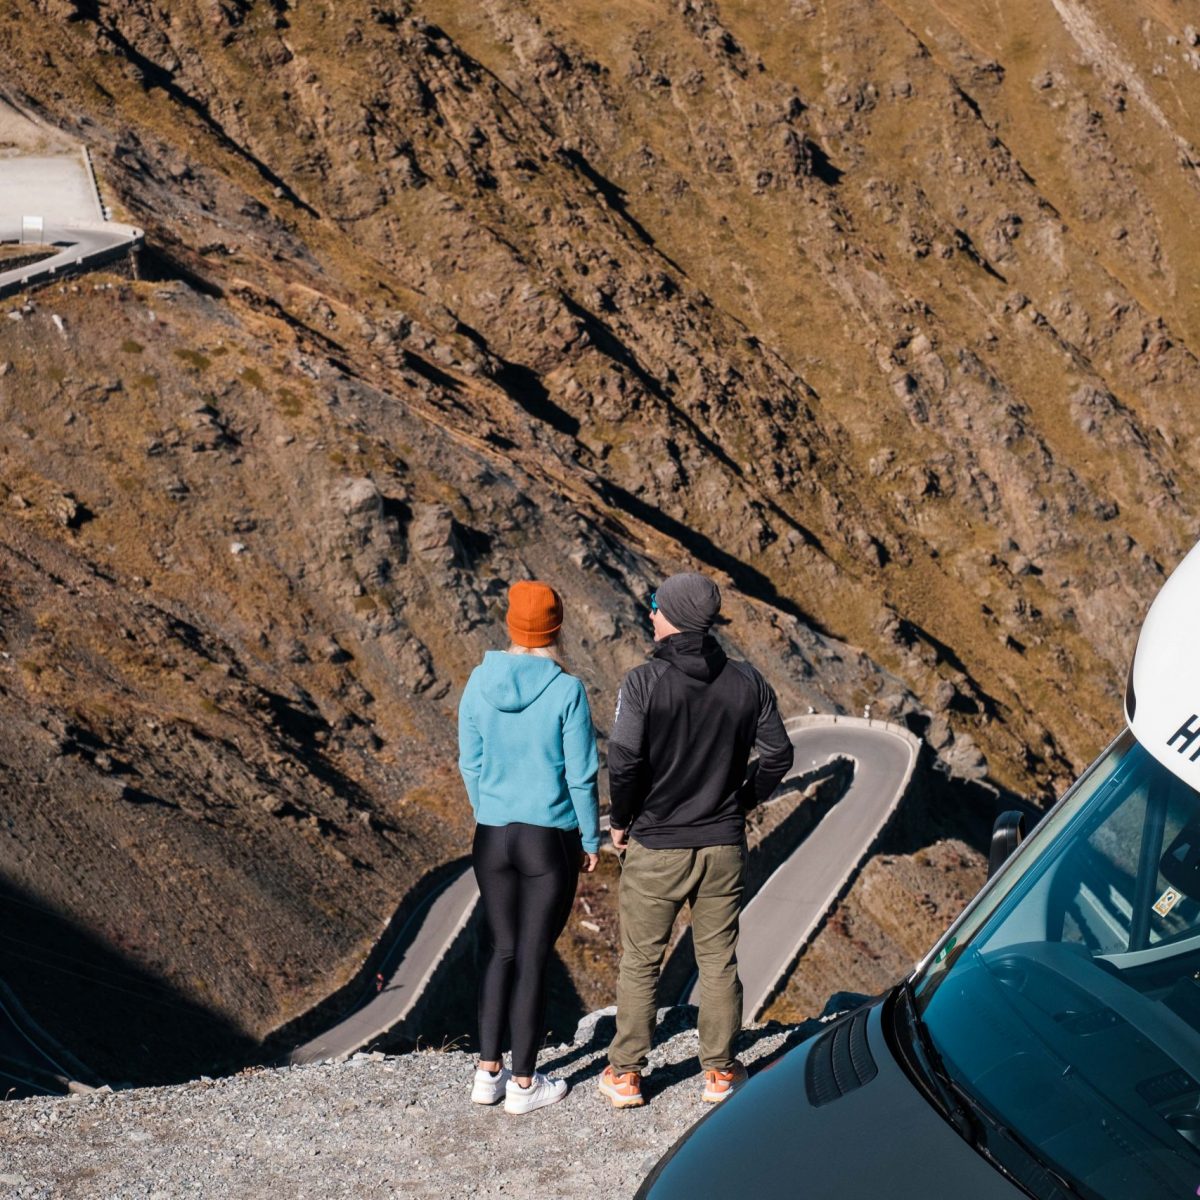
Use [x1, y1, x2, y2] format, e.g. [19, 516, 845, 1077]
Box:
[638, 996, 1023, 1200]
[476, 651, 563, 712]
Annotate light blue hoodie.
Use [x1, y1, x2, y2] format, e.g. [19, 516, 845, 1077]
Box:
[458, 651, 600, 853]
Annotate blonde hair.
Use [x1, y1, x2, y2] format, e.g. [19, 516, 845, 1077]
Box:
[506, 640, 567, 669]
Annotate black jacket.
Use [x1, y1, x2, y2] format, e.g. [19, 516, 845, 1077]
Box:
[607, 633, 794, 848]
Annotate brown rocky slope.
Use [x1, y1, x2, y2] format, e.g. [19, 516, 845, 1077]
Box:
[1, 0, 1198, 1079]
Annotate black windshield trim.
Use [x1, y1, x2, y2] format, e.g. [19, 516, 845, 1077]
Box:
[887, 984, 1088, 1200]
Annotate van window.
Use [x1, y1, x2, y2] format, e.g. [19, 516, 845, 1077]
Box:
[1060, 769, 1200, 953]
[913, 734, 1200, 1198]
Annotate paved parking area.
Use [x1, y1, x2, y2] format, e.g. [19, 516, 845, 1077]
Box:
[0, 152, 101, 228]
[0, 147, 140, 296]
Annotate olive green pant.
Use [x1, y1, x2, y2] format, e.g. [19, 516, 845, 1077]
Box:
[608, 837, 746, 1074]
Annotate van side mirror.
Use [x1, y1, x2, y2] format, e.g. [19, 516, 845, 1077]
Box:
[988, 811, 1027, 879]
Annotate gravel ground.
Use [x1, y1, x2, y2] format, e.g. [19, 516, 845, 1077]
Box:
[0, 1005, 837, 1199]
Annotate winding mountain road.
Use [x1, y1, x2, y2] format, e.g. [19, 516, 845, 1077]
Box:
[0, 219, 143, 297]
[1, 140, 921, 1081]
[0, 150, 142, 297]
[288, 868, 481, 1065]
[289, 714, 921, 1063]
[685, 715, 920, 1017]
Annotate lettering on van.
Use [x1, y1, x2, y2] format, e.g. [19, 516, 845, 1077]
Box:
[1167, 714, 1200, 762]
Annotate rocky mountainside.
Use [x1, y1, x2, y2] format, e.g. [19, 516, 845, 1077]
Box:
[1, 0, 1198, 1080]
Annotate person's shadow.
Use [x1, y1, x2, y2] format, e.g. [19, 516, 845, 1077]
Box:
[538, 1002, 850, 1098]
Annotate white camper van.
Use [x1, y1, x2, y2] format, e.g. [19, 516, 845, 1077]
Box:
[638, 541, 1200, 1199]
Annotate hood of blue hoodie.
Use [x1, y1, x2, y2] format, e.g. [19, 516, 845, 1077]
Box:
[476, 650, 564, 712]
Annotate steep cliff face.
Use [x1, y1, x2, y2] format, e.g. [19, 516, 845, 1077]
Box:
[3, 273, 895, 1078]
[1, 0, 1198, 1077]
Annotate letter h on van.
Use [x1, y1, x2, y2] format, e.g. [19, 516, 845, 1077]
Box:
[1167, 714, 1200, 762]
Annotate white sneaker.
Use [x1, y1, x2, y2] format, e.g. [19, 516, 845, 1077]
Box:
[503, 1071, 568, 1114]
[471, 1066, 511, 1105]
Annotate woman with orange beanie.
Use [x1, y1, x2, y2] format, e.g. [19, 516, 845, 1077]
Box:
[458, 580, 600, 1114]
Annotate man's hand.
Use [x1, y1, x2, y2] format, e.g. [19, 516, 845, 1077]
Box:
[582, 852, 599, 873]
[610, 825, 629, 851]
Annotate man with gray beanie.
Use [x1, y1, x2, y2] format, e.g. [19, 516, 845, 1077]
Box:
[598, 572, 794, 1108]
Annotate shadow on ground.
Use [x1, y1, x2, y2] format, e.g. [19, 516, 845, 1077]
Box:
[539, 991, 872, 1098]
[0, 874, 256, 1090]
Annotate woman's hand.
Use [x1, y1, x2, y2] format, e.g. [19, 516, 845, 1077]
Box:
[583, 852, 599, 873]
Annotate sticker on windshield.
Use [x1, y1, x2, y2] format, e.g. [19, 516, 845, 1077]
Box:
[933, 936, 957, 964]
[1153, 886, 1183, 918]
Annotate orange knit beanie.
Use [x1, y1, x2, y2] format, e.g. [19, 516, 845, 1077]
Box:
[506, 580, 563, 648]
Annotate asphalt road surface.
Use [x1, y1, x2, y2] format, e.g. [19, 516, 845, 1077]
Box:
[287, 867, 481, 1065]
[0, 218, 142, 295]
[0, 154, 102, 224]
[683, 718, 919, 1016]
[293, 716, 919, 1062]
[0, 151, 141, 295]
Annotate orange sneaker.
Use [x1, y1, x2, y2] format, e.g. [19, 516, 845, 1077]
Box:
[598, 1064, 645, 1108]
[702, 1061, 748, 1103]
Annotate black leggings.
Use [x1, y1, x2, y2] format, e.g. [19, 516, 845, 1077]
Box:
[473, 822, 580, 1076]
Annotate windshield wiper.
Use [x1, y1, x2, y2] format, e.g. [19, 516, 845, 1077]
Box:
[893, 984, 979, 1142]
[893, 985, 1086, 1200]
[945, 1077, 1087, 1199]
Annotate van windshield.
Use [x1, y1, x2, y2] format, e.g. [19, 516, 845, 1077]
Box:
[913, 731, 1200, 1199]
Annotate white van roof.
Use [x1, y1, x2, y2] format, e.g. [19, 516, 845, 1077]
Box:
[1127, 540, 1200, 790]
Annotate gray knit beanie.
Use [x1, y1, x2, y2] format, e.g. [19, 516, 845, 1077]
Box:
[656, 572, 721, 633]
